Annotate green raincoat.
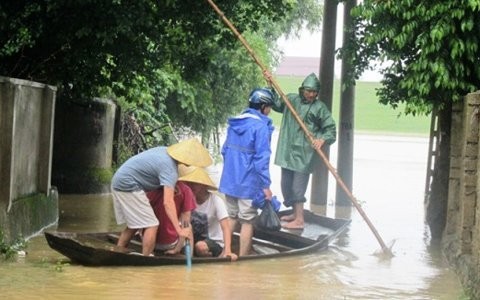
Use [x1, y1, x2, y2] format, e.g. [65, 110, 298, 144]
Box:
[272, 92, 336, 174]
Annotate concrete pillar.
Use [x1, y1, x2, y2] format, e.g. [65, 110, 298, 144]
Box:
[311, 0, 338, 205]
[336, 0, 356, 206]
[52, 98, 116, 194]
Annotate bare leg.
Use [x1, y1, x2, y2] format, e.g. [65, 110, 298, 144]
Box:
[228, 218, 240, 255]
[229, 218, 238, 234]
[117, 227, 136, 249]
[141, 225, 158, 256]
[239, 223, 254, 256]
[282, 203, 305, 229]
[166, 236, 185, 255]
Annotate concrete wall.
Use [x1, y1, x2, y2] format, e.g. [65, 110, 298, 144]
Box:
[0, 76, 58, 241]
[444, 91, 480, 299]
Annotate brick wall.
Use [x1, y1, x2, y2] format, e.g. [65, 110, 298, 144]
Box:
[444, 91, 480, 298]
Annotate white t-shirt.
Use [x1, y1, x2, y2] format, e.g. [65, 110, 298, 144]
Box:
[195, 193, 228, 242]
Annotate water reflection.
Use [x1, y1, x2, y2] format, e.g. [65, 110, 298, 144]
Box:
[1, 134, 466, 299]
[57, 194, 121, 233]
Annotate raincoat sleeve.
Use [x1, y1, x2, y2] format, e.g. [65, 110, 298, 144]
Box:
[253, 124, 272, 189]
[314, 102, 337, 145]
[271, 89, 285, 113]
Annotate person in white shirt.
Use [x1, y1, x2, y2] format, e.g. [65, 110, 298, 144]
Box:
[177, 164, 238, 261]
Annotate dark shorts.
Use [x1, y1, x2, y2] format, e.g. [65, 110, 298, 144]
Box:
[204, 239, 223, 257]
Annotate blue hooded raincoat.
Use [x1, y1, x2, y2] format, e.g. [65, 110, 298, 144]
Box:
[219, 108, 274, 205]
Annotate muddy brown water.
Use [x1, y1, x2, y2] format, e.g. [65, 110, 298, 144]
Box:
[1, 134, 466, 299]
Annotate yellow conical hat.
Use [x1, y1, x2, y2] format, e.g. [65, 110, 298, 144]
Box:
[177, 164, 217, 190]
[167, 138, 213, 167]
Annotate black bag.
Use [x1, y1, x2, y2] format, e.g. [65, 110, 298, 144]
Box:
[257, 201, 281, 231]
[191, 210, 209, 242]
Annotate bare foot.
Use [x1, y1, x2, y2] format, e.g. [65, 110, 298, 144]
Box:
[165, 249, 182, 255]
[280, 214, 295, 222]
[113, 245, 130, 253]
[282, 220, 304, 230]
[165, 245, 183, 255]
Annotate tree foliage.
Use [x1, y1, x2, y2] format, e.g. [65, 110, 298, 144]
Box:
[346, 0, 480, 115]
[0, 1, 283, 99]
[0, 0, 322, 159]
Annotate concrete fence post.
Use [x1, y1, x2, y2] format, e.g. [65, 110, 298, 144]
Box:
[0, 76, 58, 241]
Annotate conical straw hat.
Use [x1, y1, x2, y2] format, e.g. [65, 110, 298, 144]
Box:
[178, 164, 217, 190]
[167, 138, 213, 167]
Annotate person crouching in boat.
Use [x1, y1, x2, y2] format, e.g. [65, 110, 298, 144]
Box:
[147, 180, 196, 255]
[110, 138, 212, 256]
[177, 164, 238, 261]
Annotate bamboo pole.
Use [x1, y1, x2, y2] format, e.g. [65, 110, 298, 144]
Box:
[206, 0, 393, 256]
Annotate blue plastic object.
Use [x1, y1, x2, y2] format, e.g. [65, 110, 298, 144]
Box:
[185, 239, 192, 269]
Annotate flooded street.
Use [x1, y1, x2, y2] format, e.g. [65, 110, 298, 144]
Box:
[0, 133, 466, 299]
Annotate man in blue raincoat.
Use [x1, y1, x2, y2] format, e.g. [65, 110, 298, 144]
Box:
[219, 88, 275, 256]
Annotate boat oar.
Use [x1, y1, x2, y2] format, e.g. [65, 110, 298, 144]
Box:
[206, 0, 393, 257]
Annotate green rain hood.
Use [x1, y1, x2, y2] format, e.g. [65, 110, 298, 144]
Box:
[272, 78, 336, 173]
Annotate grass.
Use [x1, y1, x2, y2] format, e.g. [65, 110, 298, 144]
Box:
[272, 75, 431, 136]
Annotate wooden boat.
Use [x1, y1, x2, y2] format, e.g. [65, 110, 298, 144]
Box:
[44, 209, 350, 266]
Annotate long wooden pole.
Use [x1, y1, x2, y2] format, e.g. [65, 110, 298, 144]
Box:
[206, 0, 392, 256]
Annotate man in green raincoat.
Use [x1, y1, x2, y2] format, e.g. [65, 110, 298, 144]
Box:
[272, 73, 336, 229]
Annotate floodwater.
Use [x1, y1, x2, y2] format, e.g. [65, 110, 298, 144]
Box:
[0, 134, 466, 299]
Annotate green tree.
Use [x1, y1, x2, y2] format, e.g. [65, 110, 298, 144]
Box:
[348, 1, 480, 112]
[0, 0, 323, 159]
[345, 1, 480, 239]
[0, 1, 288, 100]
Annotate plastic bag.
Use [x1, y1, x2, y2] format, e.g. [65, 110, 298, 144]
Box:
[256, 201, 281, 231]
[191, 210, 208, 242]
[252, 195, 281, 212]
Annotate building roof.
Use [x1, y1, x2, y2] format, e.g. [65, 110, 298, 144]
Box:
[274, 56, 320, 77]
